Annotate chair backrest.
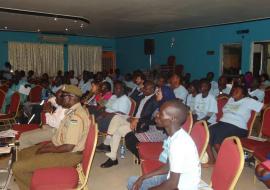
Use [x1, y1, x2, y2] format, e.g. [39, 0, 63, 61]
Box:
[29, 85, 43, 103]
[77, 122, 98, 189]
[128, 97, 136, 117]
[216, 95, 229, 122]
[190, 121, 209, 160]
[0, 84, 9, 93]
[182, 111, 193, 134]
[0, 89, 6, 110]
[211, 136, 244, 190]
[7, 92, 20, 115]
[260, 106, 270, 137]
[247, 110, 257, 137]
[264, 87, 270, 105]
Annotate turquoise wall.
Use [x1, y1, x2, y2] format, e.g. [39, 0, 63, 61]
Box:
[116, 19, 270, 80]
[0, 31, 115, 71]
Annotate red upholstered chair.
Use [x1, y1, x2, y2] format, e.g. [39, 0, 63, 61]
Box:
[141, 159, 165, 175]
[140, 121, 209, 175]
[199, 136, 244, 190]
[29, 85, 43, 103]
[264, 87, 270, 105]
[138, 112, 194, 161]
[0, 89, 6, 111]
[30, 122, 98, 190]
[0, 84, 9, 93]
[241, 106, 270, 153]
[12, 124, 40, 140]
[0, 92, 20, 128]
[190, 121, 209, 160]
[182, 111, 193, 134]
[216, 95, 229, 122]
[247, 110, 257, 137]
[254, 146, 270, 162]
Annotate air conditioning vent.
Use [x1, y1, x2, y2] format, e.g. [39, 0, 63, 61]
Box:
[39, 35, 68, 43]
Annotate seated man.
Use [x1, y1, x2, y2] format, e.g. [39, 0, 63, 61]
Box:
[249, 78, 265, 102]
[94, 81, 131, 132]
[99, 81, 158, 168]
[193, 79, 218, 125]
[12, 85, 90, 190]
[18, 90, 67, 149]
[127, 100, 201, 190]
[169, 74, 188, 102]
[129, 72, 145, 103]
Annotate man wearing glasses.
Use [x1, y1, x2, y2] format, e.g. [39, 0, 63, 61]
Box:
[13, 85, 90, 190]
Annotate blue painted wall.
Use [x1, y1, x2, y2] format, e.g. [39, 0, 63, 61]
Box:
[0, 31, 115, 71]
[116, 19, 270, 80]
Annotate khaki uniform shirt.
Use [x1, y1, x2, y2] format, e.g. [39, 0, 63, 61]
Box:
[52, 103, 90, 152]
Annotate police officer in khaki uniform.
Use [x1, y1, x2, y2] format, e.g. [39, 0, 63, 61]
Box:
[13, 85, 90, 190]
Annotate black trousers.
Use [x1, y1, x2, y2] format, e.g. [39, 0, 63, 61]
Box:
[125, 132, 140, 159]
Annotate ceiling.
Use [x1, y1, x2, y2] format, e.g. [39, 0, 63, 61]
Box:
[0, 0, 270, 38]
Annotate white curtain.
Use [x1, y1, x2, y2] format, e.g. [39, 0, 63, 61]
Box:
[68, 45, 102, 76]
[8, 42, 64, 76]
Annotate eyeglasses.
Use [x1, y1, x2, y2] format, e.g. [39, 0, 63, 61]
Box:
[61, 93, 76, 98]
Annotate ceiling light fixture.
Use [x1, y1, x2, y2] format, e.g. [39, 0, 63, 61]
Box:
[0, 7, 90, 25]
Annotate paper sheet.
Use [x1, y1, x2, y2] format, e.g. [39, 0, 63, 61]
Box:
[18, 85, 31, 95]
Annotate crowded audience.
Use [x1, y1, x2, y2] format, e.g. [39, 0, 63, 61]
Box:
[0, 63, 270, 189]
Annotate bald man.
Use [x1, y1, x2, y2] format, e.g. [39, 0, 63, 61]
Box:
[127, 100, 201, 190]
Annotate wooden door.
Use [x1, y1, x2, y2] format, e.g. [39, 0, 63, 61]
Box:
[102, 51, 116, 74]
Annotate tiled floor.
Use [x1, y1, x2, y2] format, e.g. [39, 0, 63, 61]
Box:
[6, 148, 268, 190]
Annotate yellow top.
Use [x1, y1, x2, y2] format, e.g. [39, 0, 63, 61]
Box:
[52, 103, 90, 152]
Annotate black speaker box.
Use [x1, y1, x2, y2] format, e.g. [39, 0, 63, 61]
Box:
[144, 39, 155, 55]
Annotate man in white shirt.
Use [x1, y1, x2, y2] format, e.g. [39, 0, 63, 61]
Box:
[127, 100, 201, 190]
[194, 79, 218, 125]
[100, 81, 158, 168]
[78, 71, 92, 94]
[19, 90, 67, 149]
[96, 81, 131, 132]
[206, 72, 219, 96]
[170, 74, 188, 102]
[249, 78, 265, 102]
[211, 76, 232, 97]
[69, 70, 78, 85]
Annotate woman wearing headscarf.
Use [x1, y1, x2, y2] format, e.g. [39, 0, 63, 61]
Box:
[125, 85, 176, 159]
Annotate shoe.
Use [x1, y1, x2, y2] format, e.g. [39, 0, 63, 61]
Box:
[96, 143, 111, 152]
[100, 158, 118, 168]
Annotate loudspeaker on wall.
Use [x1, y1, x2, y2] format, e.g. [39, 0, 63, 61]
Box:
[144, 39, 155, 55]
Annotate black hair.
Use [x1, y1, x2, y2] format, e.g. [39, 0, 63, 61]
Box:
[233, 84, 248, 97]
[102, 81, 112, 92]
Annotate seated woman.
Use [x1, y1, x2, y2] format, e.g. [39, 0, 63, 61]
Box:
[256, 160, 270, 188]
[81, 80, 100, 105]
[125, 85, 176, 159]
[95, 81, 112, 107]
[205, 85, 264, 166]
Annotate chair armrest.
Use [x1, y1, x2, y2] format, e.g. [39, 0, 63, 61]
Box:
[247, 136, 267, 142]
